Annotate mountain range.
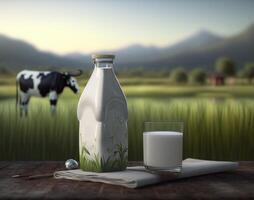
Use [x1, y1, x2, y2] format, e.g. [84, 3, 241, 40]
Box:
[0, 35, 88, 70]
[1, 23, 254, 71]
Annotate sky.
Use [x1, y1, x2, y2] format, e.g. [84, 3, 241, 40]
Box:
[0, 0, 254, 54]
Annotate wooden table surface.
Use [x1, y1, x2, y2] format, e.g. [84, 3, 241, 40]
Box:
[0, 161, 253, 199]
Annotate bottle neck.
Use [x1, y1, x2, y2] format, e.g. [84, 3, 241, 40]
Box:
[94, 58, 114, 69]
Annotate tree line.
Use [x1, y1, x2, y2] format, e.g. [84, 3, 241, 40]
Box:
[116, 57, 254, 85]
[0, 57, 254, 85]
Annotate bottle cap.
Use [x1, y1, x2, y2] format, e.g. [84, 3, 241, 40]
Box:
[92, 54, 115, 60]
[92, 54, 115, 64]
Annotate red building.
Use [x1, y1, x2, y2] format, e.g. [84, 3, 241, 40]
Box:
[210, 74, 225, 86]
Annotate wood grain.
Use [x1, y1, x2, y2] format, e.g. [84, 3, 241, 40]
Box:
[0, 161, 253, 199]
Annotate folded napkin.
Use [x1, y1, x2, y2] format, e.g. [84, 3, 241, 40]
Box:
[54, 158, 238, 188]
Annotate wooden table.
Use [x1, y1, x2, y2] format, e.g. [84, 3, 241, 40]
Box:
[0, 161, 253, 199]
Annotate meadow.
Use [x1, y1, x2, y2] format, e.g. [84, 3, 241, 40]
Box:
[0, 77, 254, 161]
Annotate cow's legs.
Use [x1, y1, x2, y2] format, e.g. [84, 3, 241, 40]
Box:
[20, 92, 30, 117]
[49, 91, 58, 115]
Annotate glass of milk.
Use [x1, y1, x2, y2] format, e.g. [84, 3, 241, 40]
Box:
[143, 122, 183, 174]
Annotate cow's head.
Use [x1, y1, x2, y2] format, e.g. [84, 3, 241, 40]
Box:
[63, 70, 82, 93]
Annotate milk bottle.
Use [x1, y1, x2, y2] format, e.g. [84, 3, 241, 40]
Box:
[77, 54, 128, 172]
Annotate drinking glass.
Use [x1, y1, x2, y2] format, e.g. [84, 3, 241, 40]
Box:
[143, 121, 184, 174]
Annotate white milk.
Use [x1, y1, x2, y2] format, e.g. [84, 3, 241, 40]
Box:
[143, 131, 183, 170]
[77, 54, 128, 172]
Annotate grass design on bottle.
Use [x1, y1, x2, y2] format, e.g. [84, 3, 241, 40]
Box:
[80, 144, 128, 172]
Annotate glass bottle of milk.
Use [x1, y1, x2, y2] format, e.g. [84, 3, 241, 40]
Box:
[77, 54, 128, 172]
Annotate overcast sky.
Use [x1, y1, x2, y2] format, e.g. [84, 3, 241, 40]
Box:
[0, 0, 254, 54]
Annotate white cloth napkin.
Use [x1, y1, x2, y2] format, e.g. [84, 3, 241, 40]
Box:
[54, 158, 238, 188]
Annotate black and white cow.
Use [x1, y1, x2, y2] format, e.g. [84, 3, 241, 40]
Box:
[16, 70, 82, 116]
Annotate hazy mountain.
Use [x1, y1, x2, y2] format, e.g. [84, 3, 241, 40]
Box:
[114, 44, 162, 63]
[64, 52, 90, 64]
[0, 34, 87, 70]
[108, 30, 223, 64]
[109, 30, 224, 68]
[1, 23, 254, 71]
[162, 30, 224, 55]
[147, 24, 254, 70]
[65, 30, 224, 67]
[65, 30, 225, 66]
[65, 44, 162, 64]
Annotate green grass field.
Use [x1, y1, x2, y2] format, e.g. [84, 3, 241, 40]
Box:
[0, 77, 254, 161]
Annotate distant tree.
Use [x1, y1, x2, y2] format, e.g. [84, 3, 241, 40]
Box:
[243, 63, 254, 83]
[215, 57, 235, 77]
[170, 68, 188, 84]
[189, 68, 207, 85]
[237, 69, 247, 78]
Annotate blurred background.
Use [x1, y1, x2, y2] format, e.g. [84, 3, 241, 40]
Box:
[0, 0, 254, 161]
